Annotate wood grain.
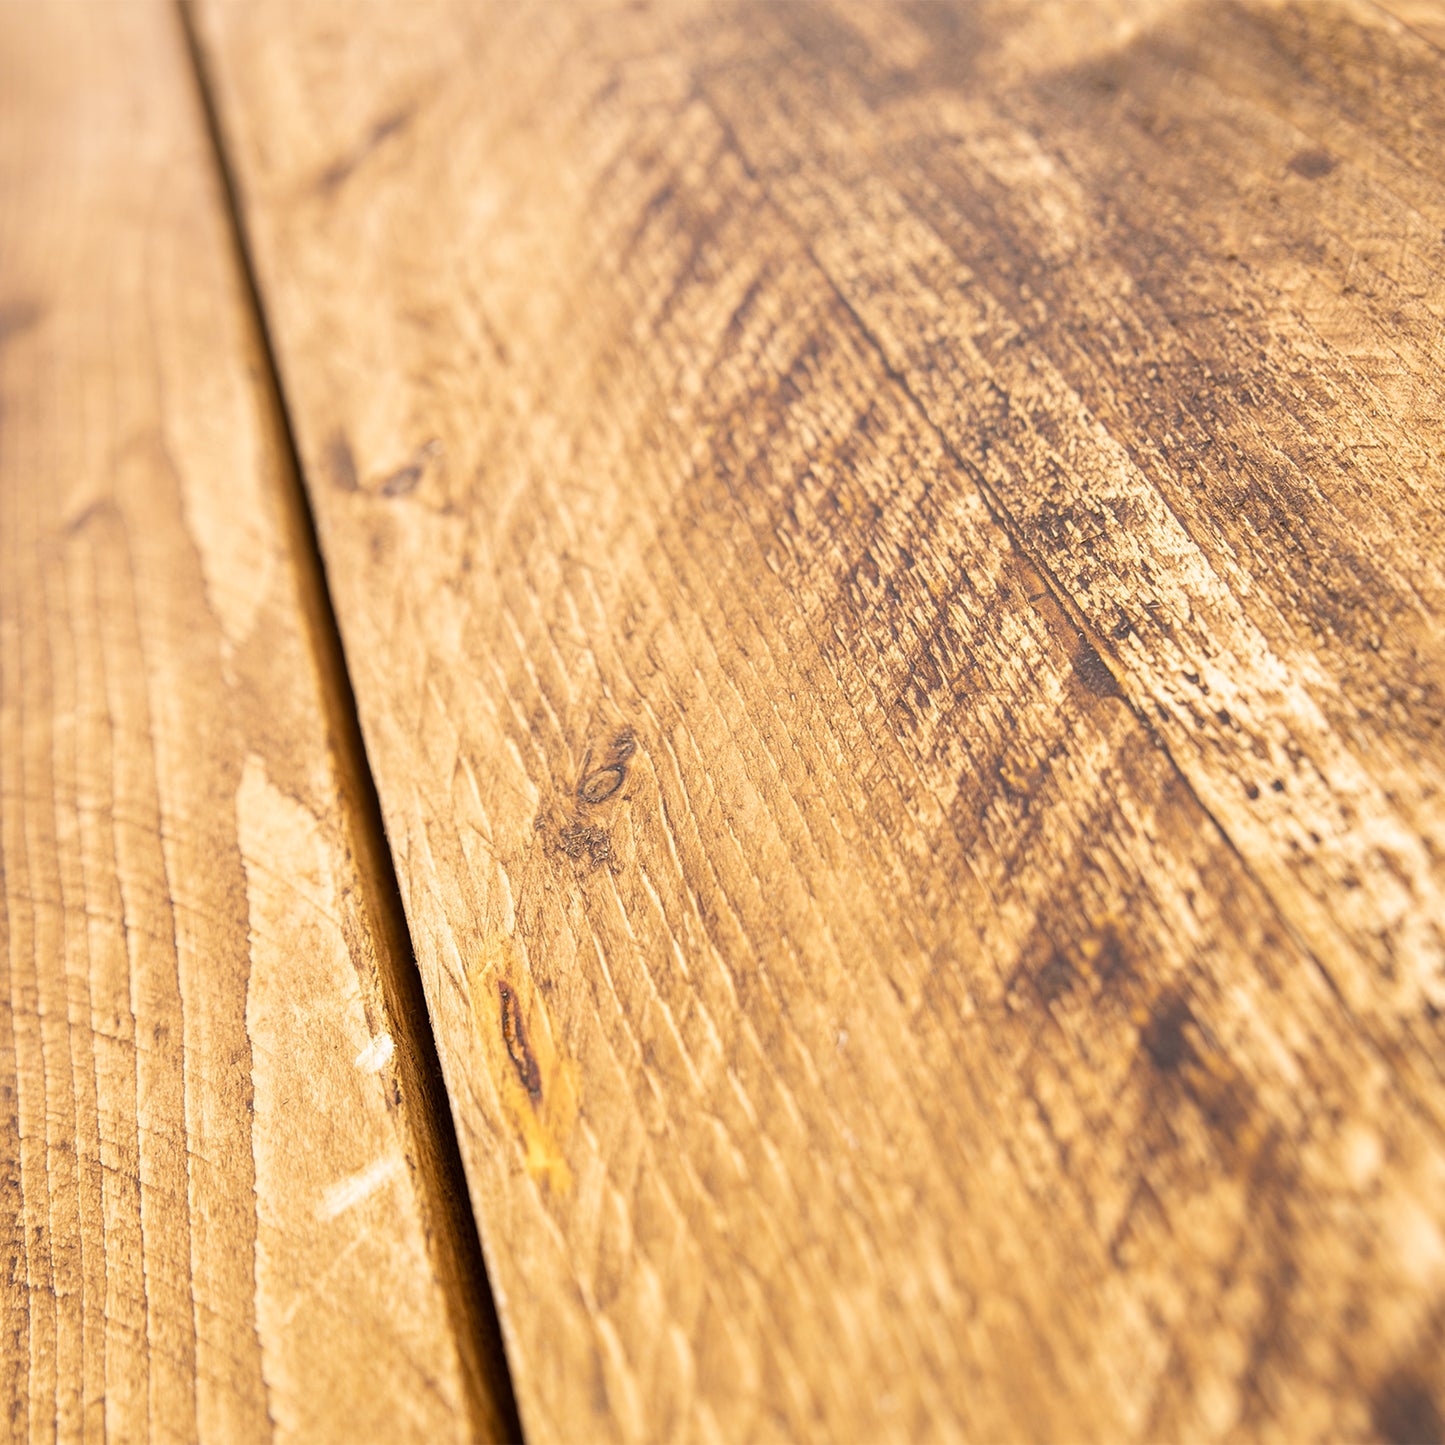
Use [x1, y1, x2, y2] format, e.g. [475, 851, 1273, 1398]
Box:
[0, 4, 509, 1441]
[196, 1, 1445, 1440]
[1372, 0, 1445, 50]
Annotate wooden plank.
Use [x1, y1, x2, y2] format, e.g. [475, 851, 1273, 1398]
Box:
[0, 5, 511, 1441]
[1372, 0, 1445, 51]
[195, 2, 1445, 1441]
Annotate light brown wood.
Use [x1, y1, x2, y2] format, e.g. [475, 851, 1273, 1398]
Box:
[196, 1, 1445, 1441]
[1372, 0, 1445, 50]
[0, 4, 510, 1441]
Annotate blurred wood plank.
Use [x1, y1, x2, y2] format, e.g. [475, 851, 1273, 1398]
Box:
[195, 1, 1445, 1441]
[1372, 0, 1445, 51]
[0, 4, 511, 1440]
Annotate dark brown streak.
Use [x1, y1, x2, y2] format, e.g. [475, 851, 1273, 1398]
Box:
[325, 432, 359, 492]
[316, 105, 414, 196]
[381, 463, 423, 497]
[497, 981, 543, 1101]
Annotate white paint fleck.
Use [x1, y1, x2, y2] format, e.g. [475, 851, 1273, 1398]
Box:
[354, 1032, 395, 1073]
[317, 1155, 404, 1222]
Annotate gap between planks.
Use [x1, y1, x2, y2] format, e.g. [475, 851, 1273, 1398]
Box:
[175, 5, 525, 1439]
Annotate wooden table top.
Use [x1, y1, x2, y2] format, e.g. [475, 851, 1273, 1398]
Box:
[6, 1, 1445, 1440]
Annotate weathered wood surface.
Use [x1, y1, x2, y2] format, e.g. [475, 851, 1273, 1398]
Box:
[197, 1, 1445, 1441]
[1373, 0, 1445, 48]
[0, 4, 509, 1441]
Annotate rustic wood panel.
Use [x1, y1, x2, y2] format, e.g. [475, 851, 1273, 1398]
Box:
[1372, 0, 1445, 50]
[196, 2, 1445, 1441]
[0, 4, 509, 1440]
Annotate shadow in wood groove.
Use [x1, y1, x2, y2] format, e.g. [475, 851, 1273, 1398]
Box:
[175, 5, 525, 1439]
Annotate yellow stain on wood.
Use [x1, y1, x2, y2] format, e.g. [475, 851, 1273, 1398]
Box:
[468, 936, 579, 1195]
